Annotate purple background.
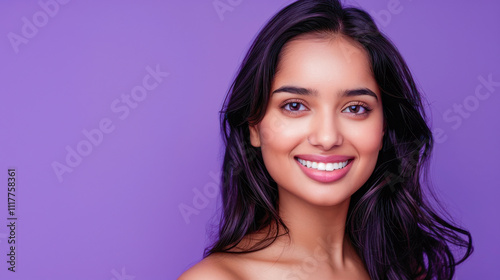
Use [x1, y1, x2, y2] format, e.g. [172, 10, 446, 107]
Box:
[0, 0, 498, 279]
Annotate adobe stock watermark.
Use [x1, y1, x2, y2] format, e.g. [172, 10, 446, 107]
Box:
[178, 143, 261, 224]
[377, 73, 499, 192]
[51, 64, 169, 183]
[7, 0, 71, 54]
[111, 267, 135, 280]
[178, 170, 220, 224]
[433, 73, 500, 144]
[371, 0, 413, 28]
[213, 0, 243, 21]
[178, 115, 285, 224]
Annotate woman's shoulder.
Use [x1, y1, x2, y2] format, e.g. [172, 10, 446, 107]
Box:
[178, 253, 240, 280]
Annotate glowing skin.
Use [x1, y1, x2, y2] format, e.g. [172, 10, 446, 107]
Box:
[249, 35, 385, 208]
[180, 35, 382, 279]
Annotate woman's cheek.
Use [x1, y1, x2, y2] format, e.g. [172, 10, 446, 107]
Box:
[343, 118, 384, 151]
[260, 112, 306, 145]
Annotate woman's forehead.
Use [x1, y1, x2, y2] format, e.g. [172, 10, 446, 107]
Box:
[273, 35, 377, 96]
[278, 34, 368, 66]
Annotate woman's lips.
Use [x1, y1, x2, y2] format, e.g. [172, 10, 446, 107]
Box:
[295, 156, 353, 183]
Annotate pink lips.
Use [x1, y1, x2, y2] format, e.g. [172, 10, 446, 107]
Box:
[295, 154, 354, 183]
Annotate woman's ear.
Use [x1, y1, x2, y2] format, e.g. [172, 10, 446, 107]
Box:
[249, 125, 261, 147]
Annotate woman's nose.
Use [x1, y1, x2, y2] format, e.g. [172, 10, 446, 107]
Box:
[307, 112, 343, 150]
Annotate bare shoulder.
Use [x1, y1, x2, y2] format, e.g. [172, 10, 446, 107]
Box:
[178, 253, 239, 280]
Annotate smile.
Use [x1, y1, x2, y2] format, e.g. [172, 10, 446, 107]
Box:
[296, 158, 349, 171]
[294, 155, 354, 183]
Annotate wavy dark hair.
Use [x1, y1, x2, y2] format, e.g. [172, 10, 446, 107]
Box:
[205, 0, 473, 279]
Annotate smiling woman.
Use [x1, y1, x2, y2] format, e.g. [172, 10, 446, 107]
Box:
[179, 0, 473, 279]
[249, 36, 384, 209]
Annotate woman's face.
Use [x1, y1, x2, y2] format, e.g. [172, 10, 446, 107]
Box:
[249, 35, 385, 206]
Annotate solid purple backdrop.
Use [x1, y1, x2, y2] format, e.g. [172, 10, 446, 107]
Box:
[0, 0, 498, 279]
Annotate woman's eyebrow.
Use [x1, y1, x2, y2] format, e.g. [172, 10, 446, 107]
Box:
[343, 88, 378, 101]
[272, 86, 378, 101]
[272, 86, 318, 96]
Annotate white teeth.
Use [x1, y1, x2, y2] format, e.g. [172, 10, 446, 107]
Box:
[317, 163, 326, 171]
[326, 163, 334, 171]
[297, 158, 350, 171]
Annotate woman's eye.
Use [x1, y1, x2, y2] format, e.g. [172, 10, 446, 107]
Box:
[343, 105, 368, 114]
[283, 102, 307, 112]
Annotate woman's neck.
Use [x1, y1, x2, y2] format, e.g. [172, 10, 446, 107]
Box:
[278, 187, 355, 269]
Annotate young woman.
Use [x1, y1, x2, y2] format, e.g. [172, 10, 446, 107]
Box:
[180, 0, 473, 279]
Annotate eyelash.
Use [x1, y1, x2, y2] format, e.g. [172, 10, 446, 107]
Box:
[280, 99, 372, 116]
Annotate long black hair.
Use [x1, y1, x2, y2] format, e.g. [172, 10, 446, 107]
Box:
[205, 1, 473, 279]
